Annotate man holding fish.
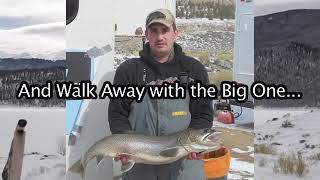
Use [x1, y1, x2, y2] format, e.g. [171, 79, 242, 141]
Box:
[108, 9, 219, 180]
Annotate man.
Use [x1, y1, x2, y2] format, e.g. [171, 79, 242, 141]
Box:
[108, 9, 213, 180]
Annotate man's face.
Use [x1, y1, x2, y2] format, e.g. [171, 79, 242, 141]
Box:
[145, 23, 178, 57]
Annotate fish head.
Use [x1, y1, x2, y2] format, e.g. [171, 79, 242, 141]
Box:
[184, 128, 222, 152]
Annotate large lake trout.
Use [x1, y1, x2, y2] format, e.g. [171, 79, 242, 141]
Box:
[68, 128, 222, 178]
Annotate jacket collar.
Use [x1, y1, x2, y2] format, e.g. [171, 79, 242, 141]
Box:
[139, 42, 185, 75]
[140, 42, 184, 62]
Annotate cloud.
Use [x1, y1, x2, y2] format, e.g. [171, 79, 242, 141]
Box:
[0, 0, 65, 26]
[14, 22, 65, 38]
[0, 0, 65, 59]
[0, 16, 35, 30]
[0, 22, 65, 59]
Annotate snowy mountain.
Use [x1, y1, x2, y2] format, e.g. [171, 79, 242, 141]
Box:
[0, 51, 16, 59]
[15, 53, 34, 59]
[0, 58, 65, 71]
[0, 51, 65, 61]
[46, 51, 66, 61]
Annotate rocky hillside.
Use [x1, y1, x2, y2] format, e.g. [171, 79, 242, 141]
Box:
[255, 9, 320, 107]
[176, 19, 234, 53]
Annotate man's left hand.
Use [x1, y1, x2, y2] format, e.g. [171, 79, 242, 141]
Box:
[187, 152, 203, 160]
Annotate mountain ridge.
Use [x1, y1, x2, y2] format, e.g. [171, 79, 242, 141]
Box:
[0, 58, 65, 71]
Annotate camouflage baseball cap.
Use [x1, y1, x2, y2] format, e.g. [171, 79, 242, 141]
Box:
[146, 9, 175, 28]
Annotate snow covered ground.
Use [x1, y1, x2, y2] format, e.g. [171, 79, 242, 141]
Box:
[229, 157, 254, 180]
[255, 107, 320, 179]
[0, 107, 66, 180]
[228, 155, 254, 180]
[254, 107, 310, 126]
[176, 18, 234, 32]
[213, 121, 254, 180]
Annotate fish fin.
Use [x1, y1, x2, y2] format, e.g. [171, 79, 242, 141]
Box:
[206, 131, 222, 142]
[80, 170, 85, 179]
[96, 155, 104, 167]
[123, 130, 149, 135]
[159, 147, 180, 157]
[68, 159, 85, 178]
[113, 174, 123, 180]
[123, 130, 136, 134]
[121, 160, 135, 173]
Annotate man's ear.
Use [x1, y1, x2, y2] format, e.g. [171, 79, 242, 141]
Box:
[175, 29, 181, 40]
[145, 29, 149, 39]
[178, 29, 182, 36]
[144, 30, 150, 43]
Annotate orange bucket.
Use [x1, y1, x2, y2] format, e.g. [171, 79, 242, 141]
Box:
[203, 147, 231, 179]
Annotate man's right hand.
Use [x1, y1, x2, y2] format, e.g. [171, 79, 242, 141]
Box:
[114, 154, 129, 165]
[187, 152, 203, 160]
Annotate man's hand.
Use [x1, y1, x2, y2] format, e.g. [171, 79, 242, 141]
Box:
[114, 154, 129, 165]
[187, 152, 203, 160]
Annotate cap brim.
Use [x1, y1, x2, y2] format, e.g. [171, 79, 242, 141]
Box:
[146, 19, 171, 28]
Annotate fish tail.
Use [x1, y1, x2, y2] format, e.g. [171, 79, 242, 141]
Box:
[68, 159, 85, 178]
[113, 174, 123, 180]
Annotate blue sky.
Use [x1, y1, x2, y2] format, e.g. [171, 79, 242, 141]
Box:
[0, 16, 34, 30]
[0, 0, 65, 59]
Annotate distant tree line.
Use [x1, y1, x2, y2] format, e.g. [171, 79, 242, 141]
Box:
[0, 67, 66, 107]
[176, 0, 235, 20]
[0, 58, 65, 71]
[255, 42, 320, 107]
